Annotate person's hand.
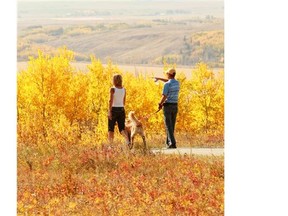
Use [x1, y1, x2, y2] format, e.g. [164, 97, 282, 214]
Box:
[108, 111, 112, 120]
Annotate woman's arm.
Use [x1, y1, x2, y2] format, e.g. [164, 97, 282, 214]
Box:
[108, 88, 115, 120]
[123, 88, 126, 106]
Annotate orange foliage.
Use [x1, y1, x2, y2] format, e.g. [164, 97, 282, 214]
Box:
[17, 145, 224, 215]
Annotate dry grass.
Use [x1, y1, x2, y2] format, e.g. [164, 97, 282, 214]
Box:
[18, 142, 224, 215]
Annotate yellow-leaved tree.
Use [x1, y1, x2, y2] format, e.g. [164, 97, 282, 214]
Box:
[18, 48, 75, 146]
[189, 63, 224, 139]
[18, 48, 224, 148]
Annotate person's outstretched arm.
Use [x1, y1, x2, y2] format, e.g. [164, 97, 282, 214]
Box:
[154, 77, 168, 82]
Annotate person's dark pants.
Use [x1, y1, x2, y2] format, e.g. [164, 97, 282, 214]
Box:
[163, 104, 178, 147]
[108, 107, 126, 133]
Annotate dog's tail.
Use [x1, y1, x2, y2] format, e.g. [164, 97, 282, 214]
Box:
[128, 112, 142, 126]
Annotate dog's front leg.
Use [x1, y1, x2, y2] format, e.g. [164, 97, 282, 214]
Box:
[127, 130, 131, 143]
[130, 132, 136, 150]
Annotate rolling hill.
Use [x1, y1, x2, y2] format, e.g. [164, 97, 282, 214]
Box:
[17, 0, 224, 67]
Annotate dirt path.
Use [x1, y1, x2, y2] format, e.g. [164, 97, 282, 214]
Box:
[151, 147, 224, 156]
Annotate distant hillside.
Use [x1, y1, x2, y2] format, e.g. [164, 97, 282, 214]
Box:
[17, 0, 224, 67]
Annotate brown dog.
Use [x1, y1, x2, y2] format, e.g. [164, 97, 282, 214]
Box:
[125, 111, 146, 150]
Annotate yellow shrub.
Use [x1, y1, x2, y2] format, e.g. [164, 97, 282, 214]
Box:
[17, 49, 224, 147]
